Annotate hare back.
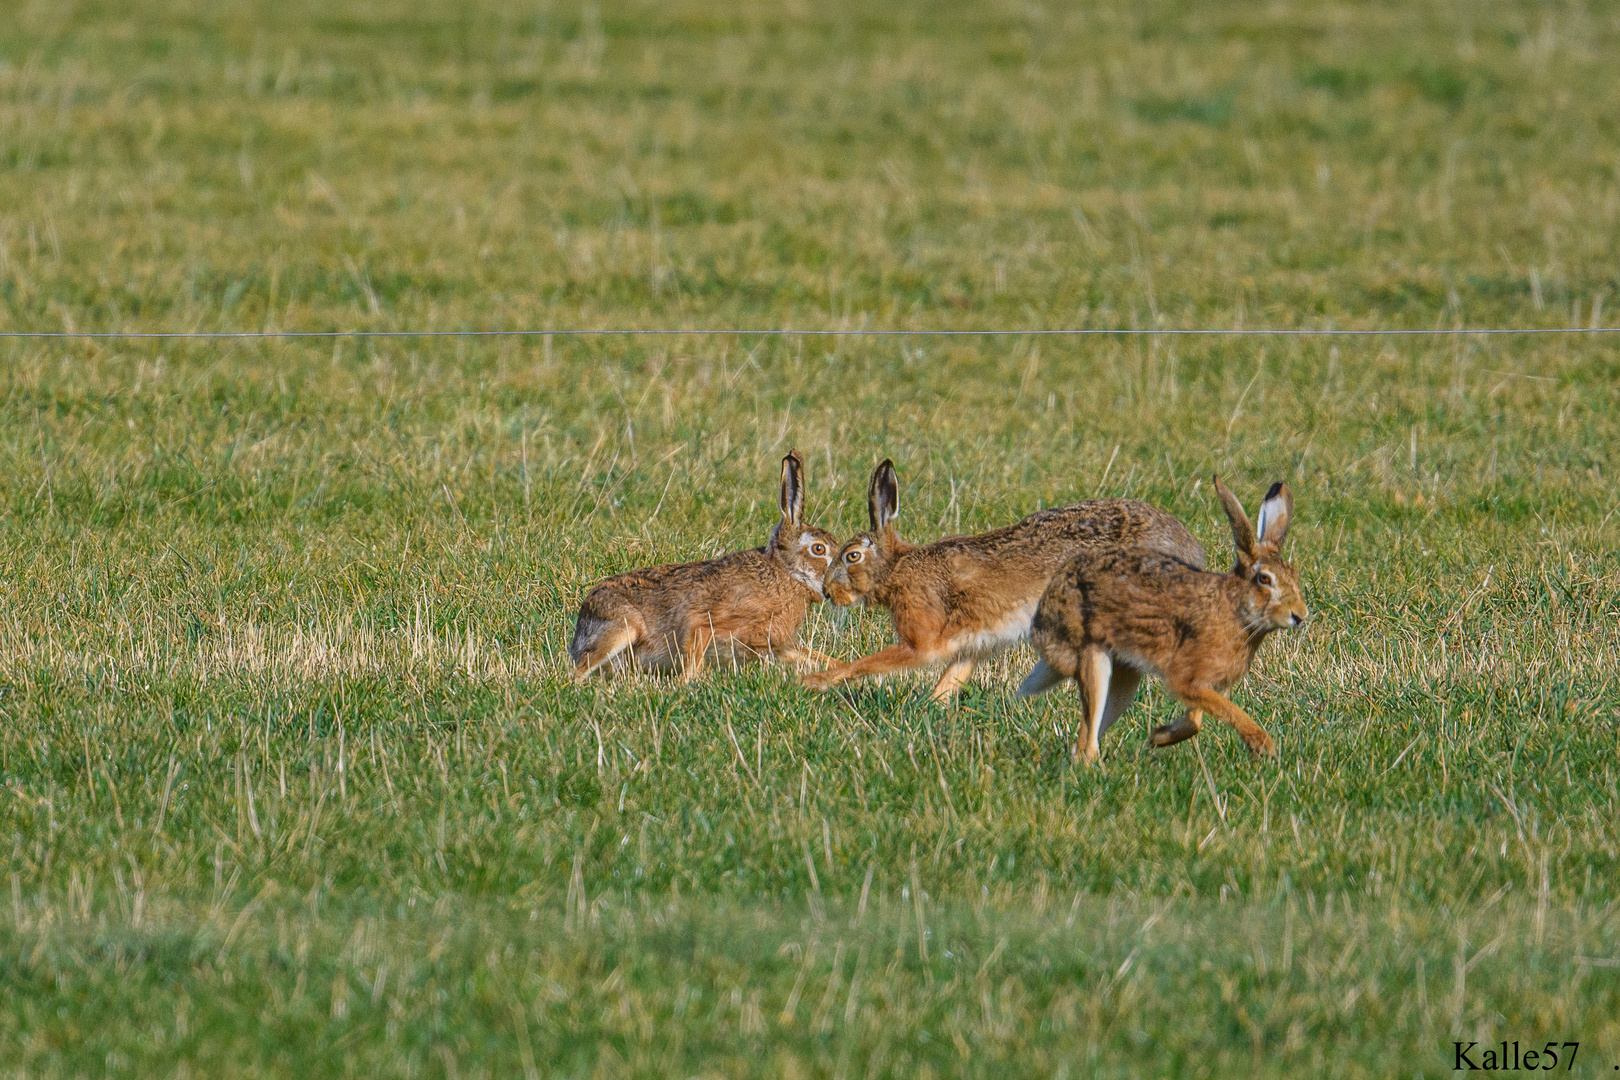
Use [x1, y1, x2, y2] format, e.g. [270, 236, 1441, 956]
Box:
[879, 500, 1202, 635]
[922, 498, 1202, 568]
[1032, 548, 1257, 691]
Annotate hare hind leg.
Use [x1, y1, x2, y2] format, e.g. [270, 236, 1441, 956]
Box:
[573, 620, 639, 681]
[1016, 659, 1069, 699]
[1095, 665, 1142, 742]
[1150, 708, 1203, 748]
[1019, 633, 1080, 699]
[1073, 647, 1112, 765]
[929, 658, 976, 702]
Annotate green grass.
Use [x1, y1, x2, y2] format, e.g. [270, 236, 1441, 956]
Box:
[3, 0, 1620, 1075]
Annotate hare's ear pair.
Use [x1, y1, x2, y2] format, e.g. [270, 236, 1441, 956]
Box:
[1215, 476, 1292, 564]
[779, 450, 806, 526]
[867, 459, 899, 533]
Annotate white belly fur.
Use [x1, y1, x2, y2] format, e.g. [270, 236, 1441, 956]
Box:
[1110, 645, 1165, 681]
[947, 599, 1039, 658]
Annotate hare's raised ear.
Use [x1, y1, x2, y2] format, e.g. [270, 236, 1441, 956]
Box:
[1213, 475, 1257, 559]
[868, 459, 899, 532]
[779, 450, 805, 526]
[1254, 481, 1293, 550]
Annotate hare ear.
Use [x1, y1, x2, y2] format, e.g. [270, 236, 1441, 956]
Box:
[868, 459, 899, 532]
[1254, 481, 1293, 550]
[1213, 475, 1257, 559]
[780, 450, 805, 526]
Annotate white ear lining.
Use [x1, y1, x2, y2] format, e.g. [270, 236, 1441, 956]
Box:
[1255, 495, 1287, 542]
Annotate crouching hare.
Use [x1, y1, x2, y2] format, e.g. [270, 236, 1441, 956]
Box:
[1021, 477, 1306, 764]
[569, 451, 839, 681]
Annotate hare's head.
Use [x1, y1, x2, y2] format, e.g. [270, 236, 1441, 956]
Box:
[1215, 477, 1307, 633]
[824, 459, 903, 607]
[769, 450, 838, 599]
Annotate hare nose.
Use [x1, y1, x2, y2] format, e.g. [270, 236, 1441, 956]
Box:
[1289, 613, 1304, 627]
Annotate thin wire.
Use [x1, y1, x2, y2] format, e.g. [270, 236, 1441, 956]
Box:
[0, 326, 1616, 340]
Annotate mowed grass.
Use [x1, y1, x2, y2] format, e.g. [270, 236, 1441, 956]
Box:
[3, 0, 1620, 1075]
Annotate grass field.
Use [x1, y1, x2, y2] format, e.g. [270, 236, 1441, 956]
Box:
[3, 0, 1620, 1075]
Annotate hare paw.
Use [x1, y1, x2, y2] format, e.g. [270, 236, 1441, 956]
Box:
[1244, 732, 1278, 758]
[1150, 717, 1201, 748]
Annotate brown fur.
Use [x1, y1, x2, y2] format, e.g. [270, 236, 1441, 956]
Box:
[1024, 476, 1307, 764]
[803, 459, 1206, 701]
[569, 451, 838, 680]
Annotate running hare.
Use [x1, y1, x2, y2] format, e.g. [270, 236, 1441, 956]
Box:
[803, 459, 1205, 701]
[569, 450, 839, 681]
[1021, 477, 1306, 764]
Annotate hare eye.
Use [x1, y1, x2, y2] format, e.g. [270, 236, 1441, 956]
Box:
[811, 543, 827, 556]
[1256, 571, 1274, 587]
[845, 551, 861, 563]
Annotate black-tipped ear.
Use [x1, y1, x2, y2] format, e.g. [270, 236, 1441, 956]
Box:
[780, 450, 805, 526]
[868, 459, 899, 533]
[1213, 474, 1257, 559]
[1254, 481, 1293, 549]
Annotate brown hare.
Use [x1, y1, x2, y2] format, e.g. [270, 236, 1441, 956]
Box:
[569, 450, 839, 681]
[1021, 477, 1306, 764]
[802, 459, 1205, 702]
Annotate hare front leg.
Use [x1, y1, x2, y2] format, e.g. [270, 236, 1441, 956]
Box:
[679, 624, 714, 683]
[1073, 647, 1112, 765]
[773, 645, 836, 673]
[929, 658, 975, 703]
[1179, 686, 1276, 758]
[784, 641, 841, 671]
[802, 643, 935, 691]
